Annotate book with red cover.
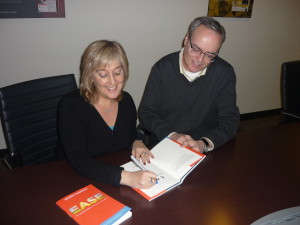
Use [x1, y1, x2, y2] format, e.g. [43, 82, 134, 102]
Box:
[56, 184, 132, 225]
[122, 137, 206, 201]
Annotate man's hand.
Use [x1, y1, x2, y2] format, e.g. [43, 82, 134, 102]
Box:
[170, 133, 189, 143]
[170, 133, 206, 153]
[181, 139, 206, 153]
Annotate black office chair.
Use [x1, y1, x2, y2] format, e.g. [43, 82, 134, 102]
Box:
[0, 74, 77, 168]
[280, 60, 300, 124]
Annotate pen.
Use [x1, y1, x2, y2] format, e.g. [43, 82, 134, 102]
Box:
[130, 155, 147, 170]
[130, 155, 158, 184]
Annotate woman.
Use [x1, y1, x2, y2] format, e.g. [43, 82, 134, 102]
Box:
[56, 40, 156, 189]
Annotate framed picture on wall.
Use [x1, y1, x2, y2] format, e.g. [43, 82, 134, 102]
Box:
[0, 0, 65, 18]
[207, 0, 254, 18]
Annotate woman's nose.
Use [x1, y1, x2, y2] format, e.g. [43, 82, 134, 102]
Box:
[108, 74, 116, 85]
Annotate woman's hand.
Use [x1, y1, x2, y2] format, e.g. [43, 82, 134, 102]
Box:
[132, 140, 154, 165]
[120, 170, 157, 189]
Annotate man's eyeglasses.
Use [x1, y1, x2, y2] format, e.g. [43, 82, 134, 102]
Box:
[189, 37, 218, 62]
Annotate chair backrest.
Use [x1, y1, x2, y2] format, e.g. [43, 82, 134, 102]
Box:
[0, 74, 77, 167]
[281, 60, 300, 114]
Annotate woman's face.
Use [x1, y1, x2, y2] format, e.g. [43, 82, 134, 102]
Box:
[91, 60, 125, 101]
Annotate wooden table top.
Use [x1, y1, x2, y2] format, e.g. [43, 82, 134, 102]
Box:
[1, 122, 299, 225]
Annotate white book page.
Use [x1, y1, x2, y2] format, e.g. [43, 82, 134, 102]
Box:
[112, 211, 132, 225]
[149, 138, 203, 180]
[122, 161, 179, 198]
[140, 170, 179, 199]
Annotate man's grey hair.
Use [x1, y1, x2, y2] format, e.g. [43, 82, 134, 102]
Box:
[188, 16, 226, 44]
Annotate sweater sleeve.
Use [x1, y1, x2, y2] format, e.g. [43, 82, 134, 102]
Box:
[57, 93, 123, 186]
[204, 64, 240, 148]
[139, 64, 174, 140]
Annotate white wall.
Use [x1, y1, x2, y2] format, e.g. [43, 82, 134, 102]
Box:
[1, 0, 300, 149]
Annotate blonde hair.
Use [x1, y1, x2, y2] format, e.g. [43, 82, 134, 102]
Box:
[79, 40, 129, 104]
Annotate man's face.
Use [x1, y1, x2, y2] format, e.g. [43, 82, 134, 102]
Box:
[182, 25, 222, 73]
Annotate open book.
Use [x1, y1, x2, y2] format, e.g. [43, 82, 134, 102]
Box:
[56, 184, 132, 225]
[122, 137, 206, 201]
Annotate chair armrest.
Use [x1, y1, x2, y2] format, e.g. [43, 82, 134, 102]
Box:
[0, 148, 12, 169]
[280, 111, 300, 124]
[136, 124, 151, 146]
[281, 111, 300, 119]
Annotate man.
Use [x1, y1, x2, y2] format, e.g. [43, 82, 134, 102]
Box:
[138, 16, 240, 153]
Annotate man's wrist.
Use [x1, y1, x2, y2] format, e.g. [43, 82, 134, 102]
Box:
[199, 138, 209, 152]
[199, 137, 213, 152]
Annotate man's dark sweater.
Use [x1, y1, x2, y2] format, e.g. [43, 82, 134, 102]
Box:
[139, 51, 240, 149]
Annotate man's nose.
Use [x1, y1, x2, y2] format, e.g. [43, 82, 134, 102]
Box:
[196, 52, 205, 62]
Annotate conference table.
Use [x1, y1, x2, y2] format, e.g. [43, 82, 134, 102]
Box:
[1, 122, 299, 225]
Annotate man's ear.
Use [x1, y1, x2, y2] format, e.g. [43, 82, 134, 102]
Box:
[183, 35, 189, 47]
